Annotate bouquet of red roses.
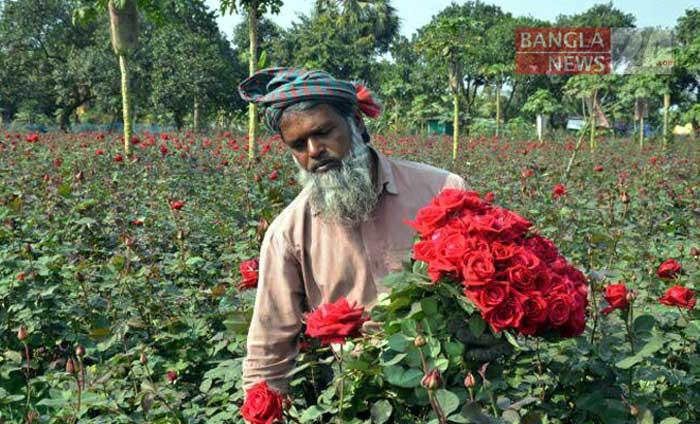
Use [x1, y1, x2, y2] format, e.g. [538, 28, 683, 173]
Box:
[405, 189, 588, 338]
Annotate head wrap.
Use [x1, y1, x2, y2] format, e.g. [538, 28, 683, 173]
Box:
[238, 67, 382, 132]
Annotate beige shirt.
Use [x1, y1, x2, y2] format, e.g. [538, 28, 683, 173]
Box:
[242, 146, 468, 394]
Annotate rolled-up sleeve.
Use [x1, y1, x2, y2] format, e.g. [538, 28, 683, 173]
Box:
[443, 172, 468, 190]
[242, 227, 305, 395]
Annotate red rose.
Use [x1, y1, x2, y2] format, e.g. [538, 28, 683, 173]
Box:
[552, 184, 567, 199]
[95, 149, 103, 156]
[304, 297, 369, 345]
[518, 291, 548, 335]
[167, 370, 177, 383]
[601, 283, 630, 315]
[269, 170, 278, 180]
[461, 250, 496, 284]
[523, 235, 559, 264]
[412, 240, 437, 263]
[505, 265, 537, 292]
[241, 381, 284, 424]
[483, 294, 524, 332]
[484, 192, 495, 203]
[404, 205, 448, 237]
[659, 286, 696, 310]
[430, 188, 470, 211]
[114, 153, 123, 162]
[547, 293, 574, 326]
[170, 200, 184, 211]
[472, 280, 510, 310]
[657, 258, 681, 280]
[238, 259, 259, 290]
[521, 168, 534, 178]
[594, 165, 604, 172]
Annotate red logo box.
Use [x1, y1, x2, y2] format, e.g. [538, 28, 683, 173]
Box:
[515, 28, 611, 75]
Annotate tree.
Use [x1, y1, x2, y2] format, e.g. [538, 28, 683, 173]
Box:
[618, 74, 666, 150]
[415, 15, 482, 160]
[0, 0, 111, 130]
[564, 75, 618, 151]
[521, 89, 560, 142]
[220, 0, 283, 162]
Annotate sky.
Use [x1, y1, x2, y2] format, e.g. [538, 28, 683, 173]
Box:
[203, 0, 698, 43]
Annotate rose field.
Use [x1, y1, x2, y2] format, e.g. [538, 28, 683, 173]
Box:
[0, 129, 698, 423]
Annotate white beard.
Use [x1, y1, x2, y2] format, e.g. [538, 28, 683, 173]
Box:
[295, 120, 379, 227]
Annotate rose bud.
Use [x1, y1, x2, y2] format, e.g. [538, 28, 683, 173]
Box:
[25, 243, 32, 254]
[17, 325, 28, 341]
[691, 247, 699, 258]
[414, 336, 426, 347]
[620, 191, 629, 203]
[167, 370, 177, 384]
[66, 357, 75, 374]
[421, 367, 443, 390]
[27, 411, 38, 423]
[625, 290, 637, 303]
[75, 345, 85, 358]
[139, 351, 148, 365]
[75, 170, 83, 181]
[464, 372, 476, 388]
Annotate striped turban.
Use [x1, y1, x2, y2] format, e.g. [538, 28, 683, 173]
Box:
[238, 67, 382, 132]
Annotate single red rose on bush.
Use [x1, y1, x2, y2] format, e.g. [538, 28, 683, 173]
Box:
[238, 259, 259, 289]
[269, 170, 278, 180]
[601, 283, 631, 315]
[305, 297, 369, 345]
[552, 184, 567, 199]
[241, 381, 284, 424]
[594, 165, 604, 172]
[659, 286, 696, 310]
[95, 149, 104, 156]
[114, 153, 123, 162]
[657, 258, 682, 280]
[170, 200, 184, 211]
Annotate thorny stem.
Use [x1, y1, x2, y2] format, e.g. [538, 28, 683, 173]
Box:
[143, 360, 183, 424]
[23, 342, 31, 413]
[416, 343, 448, 424]
[337, 344, 345, 423]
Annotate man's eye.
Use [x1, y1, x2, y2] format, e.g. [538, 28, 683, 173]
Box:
[291, 140, 306, 151]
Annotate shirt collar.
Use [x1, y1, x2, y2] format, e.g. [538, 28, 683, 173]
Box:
[368, 145, 399, 196]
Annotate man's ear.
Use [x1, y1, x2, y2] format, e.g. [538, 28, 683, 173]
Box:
[353, 112, 370, 143]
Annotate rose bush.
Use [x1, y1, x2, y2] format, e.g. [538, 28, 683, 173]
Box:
[0, 129, 698, 424]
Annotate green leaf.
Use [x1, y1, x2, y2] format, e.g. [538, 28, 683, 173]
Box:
[659, 418, 681, 424]
[388, 333, 411, 352]
[384, 365, 423, 388]
[435, 389, 460, 416]
[503, 331, 520, 349]
[58, 183, 72, 197]
[370, 400, 393, 424]
[469, 314, 486, 338]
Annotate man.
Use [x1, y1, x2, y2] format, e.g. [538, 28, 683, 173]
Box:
[238, 67, 470, 394]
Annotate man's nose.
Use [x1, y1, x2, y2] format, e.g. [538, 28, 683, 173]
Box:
[307, 137, 326, 159]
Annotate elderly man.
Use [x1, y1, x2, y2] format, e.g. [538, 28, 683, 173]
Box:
[238, 67, 468, 395]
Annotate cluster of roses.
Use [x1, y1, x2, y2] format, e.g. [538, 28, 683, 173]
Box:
[406, 189, 588, 337]
[602, 258, 696, 315]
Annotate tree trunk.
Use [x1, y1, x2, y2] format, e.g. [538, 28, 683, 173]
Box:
[536, 114, 543, 143]
[589, 91, 597, 152]
[663, 93, 670, 149]
[495, 82, 501, 138]
[248, 0, 258, 162]
[452, 93, 459, 160]
[118, 54, 132, 155]
[59, 109, 71, 133]
[193, 96, 200, 133]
